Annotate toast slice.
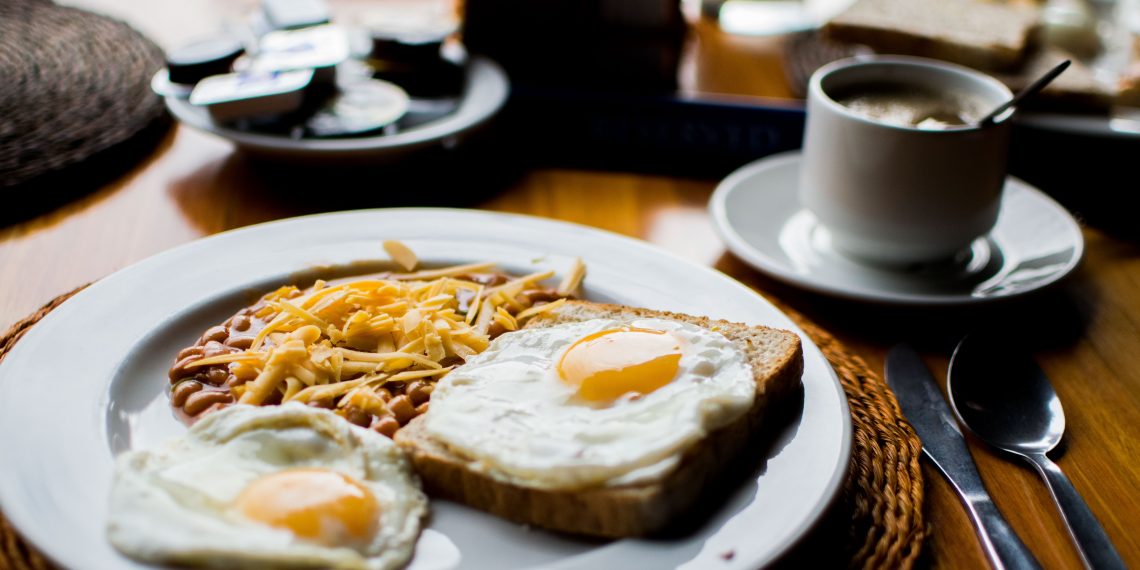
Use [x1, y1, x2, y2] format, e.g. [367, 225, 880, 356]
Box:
[395, 301, 803, 538]
[823, 0, 1039, 71]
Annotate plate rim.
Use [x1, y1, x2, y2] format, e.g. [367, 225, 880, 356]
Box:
[0, 208, 852, 569]
[709, 151, 1085, 306]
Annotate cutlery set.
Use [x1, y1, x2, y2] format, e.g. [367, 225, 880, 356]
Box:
[886, 340, 1125, 570]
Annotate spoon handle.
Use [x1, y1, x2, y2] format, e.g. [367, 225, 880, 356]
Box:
[978, 59, 1071, 126]
[1025, 453, 1126, 570]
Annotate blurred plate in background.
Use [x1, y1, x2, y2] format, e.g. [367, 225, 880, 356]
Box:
[165, 56, 508, 163]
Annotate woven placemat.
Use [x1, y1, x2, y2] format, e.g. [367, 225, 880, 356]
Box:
[782, 31, 868, 99]
[0, 286, 925, 569]
[0, 0, 168, 191]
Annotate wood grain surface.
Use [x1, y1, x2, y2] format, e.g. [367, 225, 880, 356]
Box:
[3, 2, 1138, 568]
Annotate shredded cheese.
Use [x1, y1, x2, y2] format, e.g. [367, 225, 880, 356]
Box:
[383, 240, 420, 271]
[515, 297, 567, 321]
[557, 258, 586, 296]
[388, 262, 497, 281]
[209, 256, 577, 414]
[185, 352, 262, 368]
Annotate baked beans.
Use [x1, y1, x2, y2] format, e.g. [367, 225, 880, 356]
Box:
[183, 389, 234, 417]
[167, 300, 277, 422]
[170, 380, 202, 407]
[408, 381, 432, 406]
[388, 395, 415, 425]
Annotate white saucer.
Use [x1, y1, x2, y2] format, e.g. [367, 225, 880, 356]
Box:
[709, 152, 1084, 306]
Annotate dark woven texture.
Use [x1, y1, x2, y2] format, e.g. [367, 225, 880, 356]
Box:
[778, 300, 927, 569]
[0, 0, 167, 189]
[782, 31, 868, 99]
[0, 287, 926, 569]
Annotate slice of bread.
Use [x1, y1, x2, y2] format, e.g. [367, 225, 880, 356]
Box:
[395, 301, 803, 538]
[1118, 62, 1140, 108]
[824, 0, 1039, 70]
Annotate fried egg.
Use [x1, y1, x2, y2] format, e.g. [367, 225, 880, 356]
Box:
[420, 318, 755, 489]
[107, 404, 426, 569]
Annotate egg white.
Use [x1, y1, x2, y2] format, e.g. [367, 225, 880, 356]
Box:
[420, 318, 755, 490]
[107, 404, 426, 570]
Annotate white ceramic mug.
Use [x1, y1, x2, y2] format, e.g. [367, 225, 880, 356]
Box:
[801, 56, 1014, 265]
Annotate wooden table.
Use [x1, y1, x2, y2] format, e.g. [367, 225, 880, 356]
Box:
[4, 2, 1138, 568]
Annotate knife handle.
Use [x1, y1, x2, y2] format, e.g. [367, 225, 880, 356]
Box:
[1025, 453, 1126, 570]
[966, 497, 1043, 570]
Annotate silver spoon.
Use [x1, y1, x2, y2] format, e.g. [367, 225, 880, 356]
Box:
[978, 60, 1071, 127]
[948, 335, 1125, 570]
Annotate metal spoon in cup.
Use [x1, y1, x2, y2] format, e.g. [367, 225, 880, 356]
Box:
[947, 335, 1125, 570]
[978, 60, 1071, 127]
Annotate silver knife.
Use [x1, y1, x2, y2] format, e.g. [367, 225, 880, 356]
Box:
[886, 344, 1042, 570]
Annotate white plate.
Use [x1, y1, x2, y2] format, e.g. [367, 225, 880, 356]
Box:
[164, 57, 508, 162]
[0, 209, 851, 569]
[709, 152, 1084, 306]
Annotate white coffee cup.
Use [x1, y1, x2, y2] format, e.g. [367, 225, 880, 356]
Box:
[801, 56, 1014, 265]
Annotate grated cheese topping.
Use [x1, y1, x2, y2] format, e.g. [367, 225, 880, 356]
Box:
[204, 244, 584, 419]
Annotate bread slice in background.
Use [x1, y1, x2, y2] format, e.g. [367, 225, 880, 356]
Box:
[1119, 62, 1140, 108]
[824, 0, 1039, 70]
[395, 301, 803, 538]
[822, 0, 1117, 112]
[1117, 34, 1140, 108]
[995, 47, 1115, 112]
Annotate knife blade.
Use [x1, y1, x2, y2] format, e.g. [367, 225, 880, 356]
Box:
[886, 344, 1041, 570]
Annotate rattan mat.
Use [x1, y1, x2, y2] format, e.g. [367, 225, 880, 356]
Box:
[0, 287, 926, 569]
[0, 0, 168, 190]
[782, 31, 868, 99]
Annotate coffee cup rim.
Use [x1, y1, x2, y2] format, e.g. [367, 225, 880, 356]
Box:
[809, 55, 1015, 133]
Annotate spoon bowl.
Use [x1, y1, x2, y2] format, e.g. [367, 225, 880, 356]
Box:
[947, 335, 1065, 455]
[948, 334, 1124, 570]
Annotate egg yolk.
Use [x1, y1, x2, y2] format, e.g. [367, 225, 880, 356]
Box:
[235, 468, 380, 547]
[557, 327, 682, 402]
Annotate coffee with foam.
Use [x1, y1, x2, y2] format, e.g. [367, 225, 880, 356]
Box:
[830, 83, 986, 130]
